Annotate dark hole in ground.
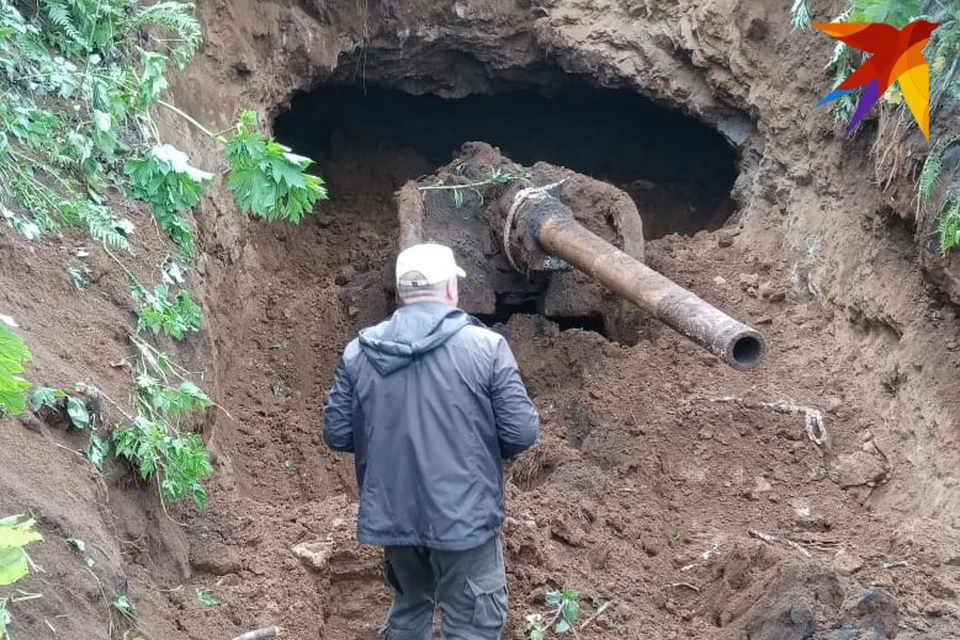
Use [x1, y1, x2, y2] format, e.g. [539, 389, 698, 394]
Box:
[273, 84, 739, 239]
[472, 295, 608, 338]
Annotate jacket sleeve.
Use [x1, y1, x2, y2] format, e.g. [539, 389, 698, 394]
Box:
[322, 356, 355, 453]
[489, 337, 539, 458]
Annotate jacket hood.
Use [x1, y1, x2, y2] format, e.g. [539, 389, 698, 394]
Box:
[358, 302, 476, 375]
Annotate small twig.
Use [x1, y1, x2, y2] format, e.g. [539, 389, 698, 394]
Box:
[53, 442, 84, 456]
[883, 560, 908, 569]
[547, 604, 565, 631]
[23, 550, 44, 574]
[580, 600, 612, 630]
[231, 626, 281, 640]
[157, 99, 219, 140]
[158, 585, 184, 593]
[748, 529, 811, 558]
[782, 538, 813, 558]
[670, 582, 701, 594]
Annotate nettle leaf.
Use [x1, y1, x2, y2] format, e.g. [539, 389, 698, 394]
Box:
[545, 591, 562, 607]
[555, 618, 571, 634]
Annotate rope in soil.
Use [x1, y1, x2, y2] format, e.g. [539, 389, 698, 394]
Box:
[502, 178, 567, 271]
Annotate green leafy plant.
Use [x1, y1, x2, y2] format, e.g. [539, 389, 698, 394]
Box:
[113, 594, 136, 620]
[418, 164, 532, 208]
[917, 131, 960, 255]
[224, 110, 328, 223]
[848, 0, 921, 26]
[113, 417, 212, 508]
[545, 589, 580, 634]
[0, 513, 43, 638]
[130, 280, 203, 340]
[0, 515, 43, 587]
[526, 589, 581, 638]
[32, 386, 95, 430]
[936, 196, 960, 253]
[68, 265, 91, 289]
[0, 317, 31, 417]
[195, 588, 217, 606]
[124, 143, 213, 257]
[85, 432, 110, 471]
[0, 0, 170, 250]
[111, 334, 214, 509]
[807, 0, 960, 254]
[0, 0, 329, 382]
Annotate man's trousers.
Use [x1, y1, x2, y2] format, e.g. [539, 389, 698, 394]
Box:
[379, 534, 508, 639]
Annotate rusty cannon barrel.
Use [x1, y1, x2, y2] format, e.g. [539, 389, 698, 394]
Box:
[503, 182, 766, 371]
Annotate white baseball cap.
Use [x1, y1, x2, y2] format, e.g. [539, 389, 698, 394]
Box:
[395, 243, 467, 286]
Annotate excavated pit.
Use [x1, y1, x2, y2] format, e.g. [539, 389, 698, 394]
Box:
[5, 2, 960, 639]
[272, 82, 742, 341]
[273, 83, 740, 240]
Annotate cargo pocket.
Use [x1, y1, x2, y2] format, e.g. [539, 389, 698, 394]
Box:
[463, 577, 508, 629]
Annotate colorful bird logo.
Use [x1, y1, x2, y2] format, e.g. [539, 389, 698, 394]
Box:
[814, 19, 940, 140]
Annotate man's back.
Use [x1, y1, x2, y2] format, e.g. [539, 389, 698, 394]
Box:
[323, 301, 539, 551]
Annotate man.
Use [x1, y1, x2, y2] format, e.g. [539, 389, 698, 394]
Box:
[322, 242, 539, 639]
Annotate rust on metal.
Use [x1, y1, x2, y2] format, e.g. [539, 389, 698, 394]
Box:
[517, 193, 765, 370]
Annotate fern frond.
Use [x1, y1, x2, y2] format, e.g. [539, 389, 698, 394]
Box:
[936, 197, 960, 255]
[84, 209, 133, 252]
[133, 2, 201, 68]
[60, 198, 133, 252]
[40, 0, 83, 49]
[919, 134, 960, 204]
[919, 148, 943, 203]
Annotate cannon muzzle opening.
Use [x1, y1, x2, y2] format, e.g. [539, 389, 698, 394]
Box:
[398, 142, 767, 371]
[732, 333, 765, 369]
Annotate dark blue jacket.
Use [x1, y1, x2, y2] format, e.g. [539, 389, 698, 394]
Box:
[322, 301, 539, 551]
